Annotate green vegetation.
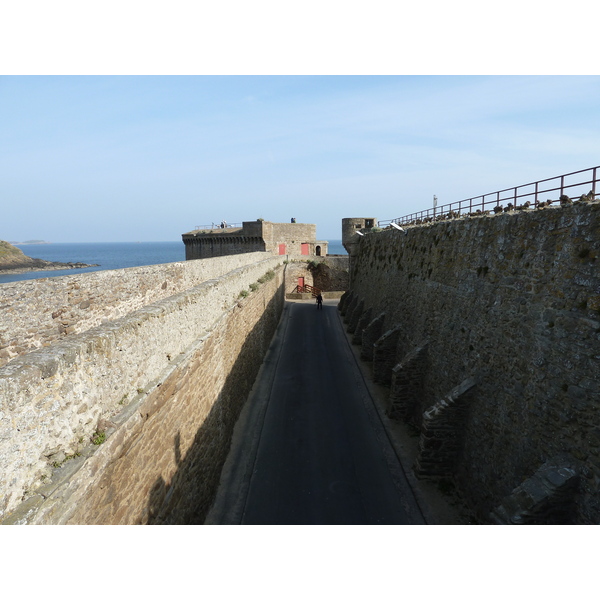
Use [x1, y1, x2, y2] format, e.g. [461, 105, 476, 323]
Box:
[0, 240, 28, 263]
[51, 451, 82, 469]
[92, 430, 106, 445]
[239, 269, 277, 300]
[306, 260, 325, 274]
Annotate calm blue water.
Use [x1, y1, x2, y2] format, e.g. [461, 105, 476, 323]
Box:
[1, 240, 346, 285]
[0, 242, 185, 285]
[327, 240, 347, 255]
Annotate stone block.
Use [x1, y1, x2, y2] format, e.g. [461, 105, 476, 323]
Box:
[352, 307, 373, 346]
[388, 343, 428, 422]
[373, 325, 402, 385]
[489, 455, 580, 524]
[414, 378, 476, 480]
[344, 294, 360, 324]
[347, 300, 365, 335]
[338, 290, 352, 315]
[360, 312, 386, 362]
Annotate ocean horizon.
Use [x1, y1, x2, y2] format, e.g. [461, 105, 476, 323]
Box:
[1, 240, 347, 285]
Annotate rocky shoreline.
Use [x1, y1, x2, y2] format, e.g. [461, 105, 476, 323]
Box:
[0, 259, 99, 276]
[0, 240, 99, 276]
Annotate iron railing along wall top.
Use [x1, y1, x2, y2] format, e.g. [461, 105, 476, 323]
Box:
[379, 165, 599, 227]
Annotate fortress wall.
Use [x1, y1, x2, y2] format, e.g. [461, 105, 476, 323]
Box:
[284, 261, 315, 292]
[0, 256, 285, 523]
[184, 236, 266, 260]
[0, 252, 270, 368]
[348, 202, 600, 522]
[263, 222, 320, 254]
[283, 257, 350, 294]
[310, 256, 349, 291]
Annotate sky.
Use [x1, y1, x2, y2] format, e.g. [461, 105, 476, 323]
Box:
[1, 3, 599, 244]
[2, 75, 599, 243]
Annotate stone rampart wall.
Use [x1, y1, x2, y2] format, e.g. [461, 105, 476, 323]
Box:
[283, 257, 349, 294]
[263, 222, 317, 252]
[310, 256, 349, 291]
[346, 202, 600, 523]
[1, 255, 285, 523]
[0, 252, 270, 368]
[184, 237, 266, 260]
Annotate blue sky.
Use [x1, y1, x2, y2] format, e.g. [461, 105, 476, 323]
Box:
[1, 75, 599, 242]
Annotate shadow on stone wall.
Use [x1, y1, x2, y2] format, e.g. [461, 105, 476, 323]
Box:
[308, 258, 349, 292]
[144, 289, 284, 525]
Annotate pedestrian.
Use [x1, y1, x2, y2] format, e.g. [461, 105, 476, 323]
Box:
[316, 293, 323, 310]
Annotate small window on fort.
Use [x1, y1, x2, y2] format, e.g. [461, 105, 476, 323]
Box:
[365, 219, 374, 228]
[355, 224, 361, 229]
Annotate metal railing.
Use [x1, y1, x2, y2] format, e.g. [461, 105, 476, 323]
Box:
[293, 284, 321, 297]
[379, 165, 599, 227]
[193, 223, 243, 231]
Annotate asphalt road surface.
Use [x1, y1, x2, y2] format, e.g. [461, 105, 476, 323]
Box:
[206, 299, 425, 525]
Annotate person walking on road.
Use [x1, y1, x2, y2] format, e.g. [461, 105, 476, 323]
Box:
[316, 293, 323, 310]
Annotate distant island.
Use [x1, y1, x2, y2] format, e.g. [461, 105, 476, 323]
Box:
[9, 240, 51, 245]
[0, 240, 98, 275]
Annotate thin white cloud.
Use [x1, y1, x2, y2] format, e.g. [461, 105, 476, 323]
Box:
[1, 76, 599, 242]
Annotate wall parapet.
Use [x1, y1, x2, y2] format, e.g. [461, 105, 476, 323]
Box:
[0, 252, 273, 369]
[0, 255, 284, 522]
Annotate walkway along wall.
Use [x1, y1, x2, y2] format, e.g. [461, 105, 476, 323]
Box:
[343, 201, 600, 523]
[1, 254, 285, 524]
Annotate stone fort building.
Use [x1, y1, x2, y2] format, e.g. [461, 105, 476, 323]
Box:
[182, 220, 328, 260]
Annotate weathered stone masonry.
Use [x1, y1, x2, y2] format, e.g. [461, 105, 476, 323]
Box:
[1, 254, 285, 524]
[0, 252, 271, 369]
[183, 221, 328, 260]
[342, 202, 600, 523]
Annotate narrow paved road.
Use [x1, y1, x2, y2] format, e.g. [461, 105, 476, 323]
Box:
[206, 299, 425, 525]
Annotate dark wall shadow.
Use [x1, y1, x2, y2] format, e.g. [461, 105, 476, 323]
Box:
[145, 281, 285, 524]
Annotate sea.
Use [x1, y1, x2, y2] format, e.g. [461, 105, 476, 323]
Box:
[0, 240, 347, 285]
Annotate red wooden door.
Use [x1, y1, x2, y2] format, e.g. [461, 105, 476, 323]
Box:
[298, 277, 304, 290]
[279, 243, 286, 255]
[301, 243, 309, 255]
